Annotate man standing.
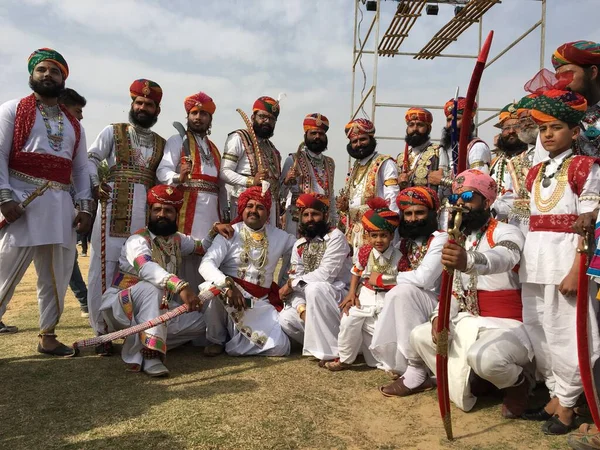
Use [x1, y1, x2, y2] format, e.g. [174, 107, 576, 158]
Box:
[396, 108, 441, 190]
[221, 96, 282, 224]
[0, 48, 93, 354]
[278, 193, 352, 360]
[338, 118, 399, 252]
[87, 79, 165, 353]
[157, 91, 224, 292]
[199, 186, 296, 356]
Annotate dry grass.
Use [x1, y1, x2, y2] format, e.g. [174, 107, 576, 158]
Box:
[0, 255, 573, 449]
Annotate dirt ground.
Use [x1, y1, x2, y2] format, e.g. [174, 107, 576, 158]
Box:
[0, 253, 572, 450]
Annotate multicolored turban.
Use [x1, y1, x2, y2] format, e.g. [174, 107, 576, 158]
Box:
[184, 92, 216, 115]
[494, 102, 519, 128]
[405, 107, 433, 125]
[233, 186, 273, 224]
[453, 169, 497, 204]
[529, 89, 587, 125]
[253, 96, 280, 118]
[130, 79, 163, 105]
[444, 97, 477, 118]
[552, 40, 600, 69]
[296, 193, 329, 213]
[147, 185, 184, 211]
[27, 48, 69, 79]
[345, 118, 375, 140]
[516, 94, 539, 117]
[395, 186, 440, 212]
[362, 197, 400, 233]
[303, 113, 329, 133]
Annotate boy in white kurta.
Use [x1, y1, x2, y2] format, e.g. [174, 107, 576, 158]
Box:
[519, 90, 600, 435]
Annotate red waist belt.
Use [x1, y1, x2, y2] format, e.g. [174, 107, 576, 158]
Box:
[232, 277, 283, 312]
[478, 289, 522, 322]
[9, 152, 72, 185]
[529, 214, 577, 233]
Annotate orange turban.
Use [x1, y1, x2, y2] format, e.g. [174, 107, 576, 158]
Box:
[405, 107, 433, 125]
[303, 113, 329, 133]
[395, 186, 440, 211]
[345, 118, 375, 140]
[184, 92, 216, 115]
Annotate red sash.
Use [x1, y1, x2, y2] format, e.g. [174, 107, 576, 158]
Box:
[529, 214, 577, 233]
[232, 277, 283, 312]
[9, 152, 72, 184]
[477, 289, 522, 322]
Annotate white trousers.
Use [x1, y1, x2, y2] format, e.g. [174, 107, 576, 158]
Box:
[101, 281, 205, 365]
[370, 284, 438, 374]
[87, 248, 118, 335]
[522, 282, 600, 408]
[0, 230, 74, 334]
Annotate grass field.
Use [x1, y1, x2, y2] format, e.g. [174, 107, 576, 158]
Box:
[0, 255, 573, 449]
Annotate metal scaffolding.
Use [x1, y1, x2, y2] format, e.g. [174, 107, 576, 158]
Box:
[349, 0, 547, 156]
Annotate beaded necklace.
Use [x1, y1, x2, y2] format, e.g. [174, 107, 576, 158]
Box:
[398, 238, 430, 272]
[37, 102, 64, 152]
[306, 152, 329, 193]
[193, 133, 214, 168]
[534, 155, 572, 213]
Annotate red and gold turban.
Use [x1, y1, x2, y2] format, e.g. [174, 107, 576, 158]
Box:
[303, 113, 329, 133]
[453, 169, 497, 204]
[552, 40, 600, 69]
[405, 107, 433, 125]
[494, 102, 519, 128]
[395, 186, 440, 212]
[444, 97, 477, 118]
[130, 79, 163, 105]
[233, 186, 273, 224]
[345, 118, 375, 140]
[530, 89, 587, 125]
[253, 96, 280, 118]
[184, 92, 216, 115]
[296, 193, 329, 213]
[362, 197, 400, 232]
[147, 185, 184, 211]
[27, 48, 69, 79]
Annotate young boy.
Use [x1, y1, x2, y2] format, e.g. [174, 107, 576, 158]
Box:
[520, 89, 600, 435]
[324, 197, 400, 371]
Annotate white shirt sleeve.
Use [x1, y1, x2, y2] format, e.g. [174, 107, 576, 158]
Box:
[395, 232, 448, 289]
[72, 126, 92, 201]
[157, 134, 183, 185]
[125, 235, 175, 288]
[0, 101, 17, 191]
[579, 163, 600, 214]
[87, 125, 114, 178]
[198, 233, 231, 288]
[468, 141, 492, 174]
[465, 224, 524, 276]
[220, 133, 250, 187]
[293, 231, 351, 287]
[378, 158, 400, 213]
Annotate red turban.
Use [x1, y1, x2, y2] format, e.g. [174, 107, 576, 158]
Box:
[444, 97, 477, 118]
[130, 79, 163, 105]
[396, 186, 440, 212]
[362, 197, 400, 232]
[552, 41, 600, 69]
[345, 118, 375, 140]
[530, 89, 587, 125]
[233, 186, 273, 224]
[184, 92, 216, 115]
[405, 107, 433, 125]
[296, 193, 330, 213]
[147, 185, 184, 211]
[303, 113, 329, 133]
[253, 96, 280, 118]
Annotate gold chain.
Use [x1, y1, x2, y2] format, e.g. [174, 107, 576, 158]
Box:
[533, 157, 572, 213]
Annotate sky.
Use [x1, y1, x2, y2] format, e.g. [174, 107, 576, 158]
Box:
[1, 0, 599, 191]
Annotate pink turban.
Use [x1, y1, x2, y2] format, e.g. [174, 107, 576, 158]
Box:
[452, 169, 497, 204]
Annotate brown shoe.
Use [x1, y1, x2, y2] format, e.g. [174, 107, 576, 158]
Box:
[502, 374, 531, 419]
[204, 343, 224, 357]
[379, 376, 435, 398]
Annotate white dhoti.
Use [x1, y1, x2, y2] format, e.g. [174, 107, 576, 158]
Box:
[522, 282, 600, 408]
[0, 232, 75, 334]
[370, 284, 438, 374]
[279, 294, 306, 345]
[302, 281, 345, 360]
[100, 281, 205, 365]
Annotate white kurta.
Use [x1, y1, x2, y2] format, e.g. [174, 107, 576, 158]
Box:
[199, 222, 296, 356]
[439, 139, 492, 176]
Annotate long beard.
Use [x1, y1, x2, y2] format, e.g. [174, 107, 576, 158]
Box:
[305, 136, 328, 153]
[253, 122, 274, 139]
[346, 137, 377, 160]
[298, 219, 329, 239]
[497, 134, 528, 154]
[148, 217, 178, 236]
[129, 108, 158, 129]
[405, 131, 430, 148]
[398, 212, 438, 240]
[29, 78, 65, 98]
[460, 207, 491, 235]
[517, 126, 539, 145]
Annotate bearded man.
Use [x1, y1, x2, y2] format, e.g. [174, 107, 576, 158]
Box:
[87, 79, 165, 354]
[278, 193, 352, 360]
[221, 96, 282, 224]
[337, 118, 399, 252]
[397, 108, 441, 190]
[157, 91, 226, 293]
[0, 48, 93, 355]
[199, 186, 296, 356]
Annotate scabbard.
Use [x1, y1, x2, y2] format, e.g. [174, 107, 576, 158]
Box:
[436, 268, 454, 440]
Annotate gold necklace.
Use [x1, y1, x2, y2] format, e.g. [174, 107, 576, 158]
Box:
[303, 240, 327, 273]
[350, 161, 371, 189]
[238, 227, 269, 283]
[533, 156, 572, 213]
[369, 250, 396, 275]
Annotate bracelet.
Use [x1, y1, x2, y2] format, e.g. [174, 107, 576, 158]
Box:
[297, 304, 306, 316]
[208, 222, 220, 240]
[90, 174, 100, 188]
[246, 177, 254, 188]
[0, 189, 14, 205]
[77, 199, 94, 214]
[440, 176, 453, 188]
[175, 280, 190, 294]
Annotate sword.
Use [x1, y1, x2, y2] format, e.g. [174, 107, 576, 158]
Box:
[0, 181, 51, 230]
[172, 121, 192, 181]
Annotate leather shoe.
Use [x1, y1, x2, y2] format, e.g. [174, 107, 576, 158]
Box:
[502, 375, 531, 418]
[379, 377, 435, 398]
[143, 360, 169, 377]
[37, 342, 78, 357]
[542, 415, 576, 435]
[522, 406, 552, 421]
[204, 343, 224, 357]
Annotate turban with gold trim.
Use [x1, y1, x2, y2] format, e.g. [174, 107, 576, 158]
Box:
[362, 197, 400, 232]
[395, 186, 440, 212]
[303, 113, 329, 132]
[552, 40, 600, 69]
[130, 79, 163, 105]
[345, 118, 375, 140]
[184, 92, 216, 115]
[253, 96, 280, 118]
[530, 89, 587, 125]
[147, 185, 184, 211]
[27, 48, 69, 79]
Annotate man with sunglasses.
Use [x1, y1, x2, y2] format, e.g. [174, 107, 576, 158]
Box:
[409, 169, 532, 419]
[221, 97, 282, 225]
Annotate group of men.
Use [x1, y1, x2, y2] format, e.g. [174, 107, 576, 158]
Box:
[2, 40, 600, 447]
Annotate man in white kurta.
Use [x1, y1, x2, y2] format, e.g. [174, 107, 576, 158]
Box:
[100, 185, 214, 376]
[278, 193, 351, 360]
[200, 186, 296, 356]
[409, 170, 532, 420]
[338, 119, 399, 253]
[157, 91, 225, 293]
[0, 48, 92, 355]
[370, 187, 447, 382]
[220, 96, 282, 224]
[87, 79, 166, 346]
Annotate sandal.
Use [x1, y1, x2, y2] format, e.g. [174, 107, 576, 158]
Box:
[324, 360, 351, 372]
[542, 415, 577, 435]
[567, 424, 600, 450]
[0, 321, 18, 334]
